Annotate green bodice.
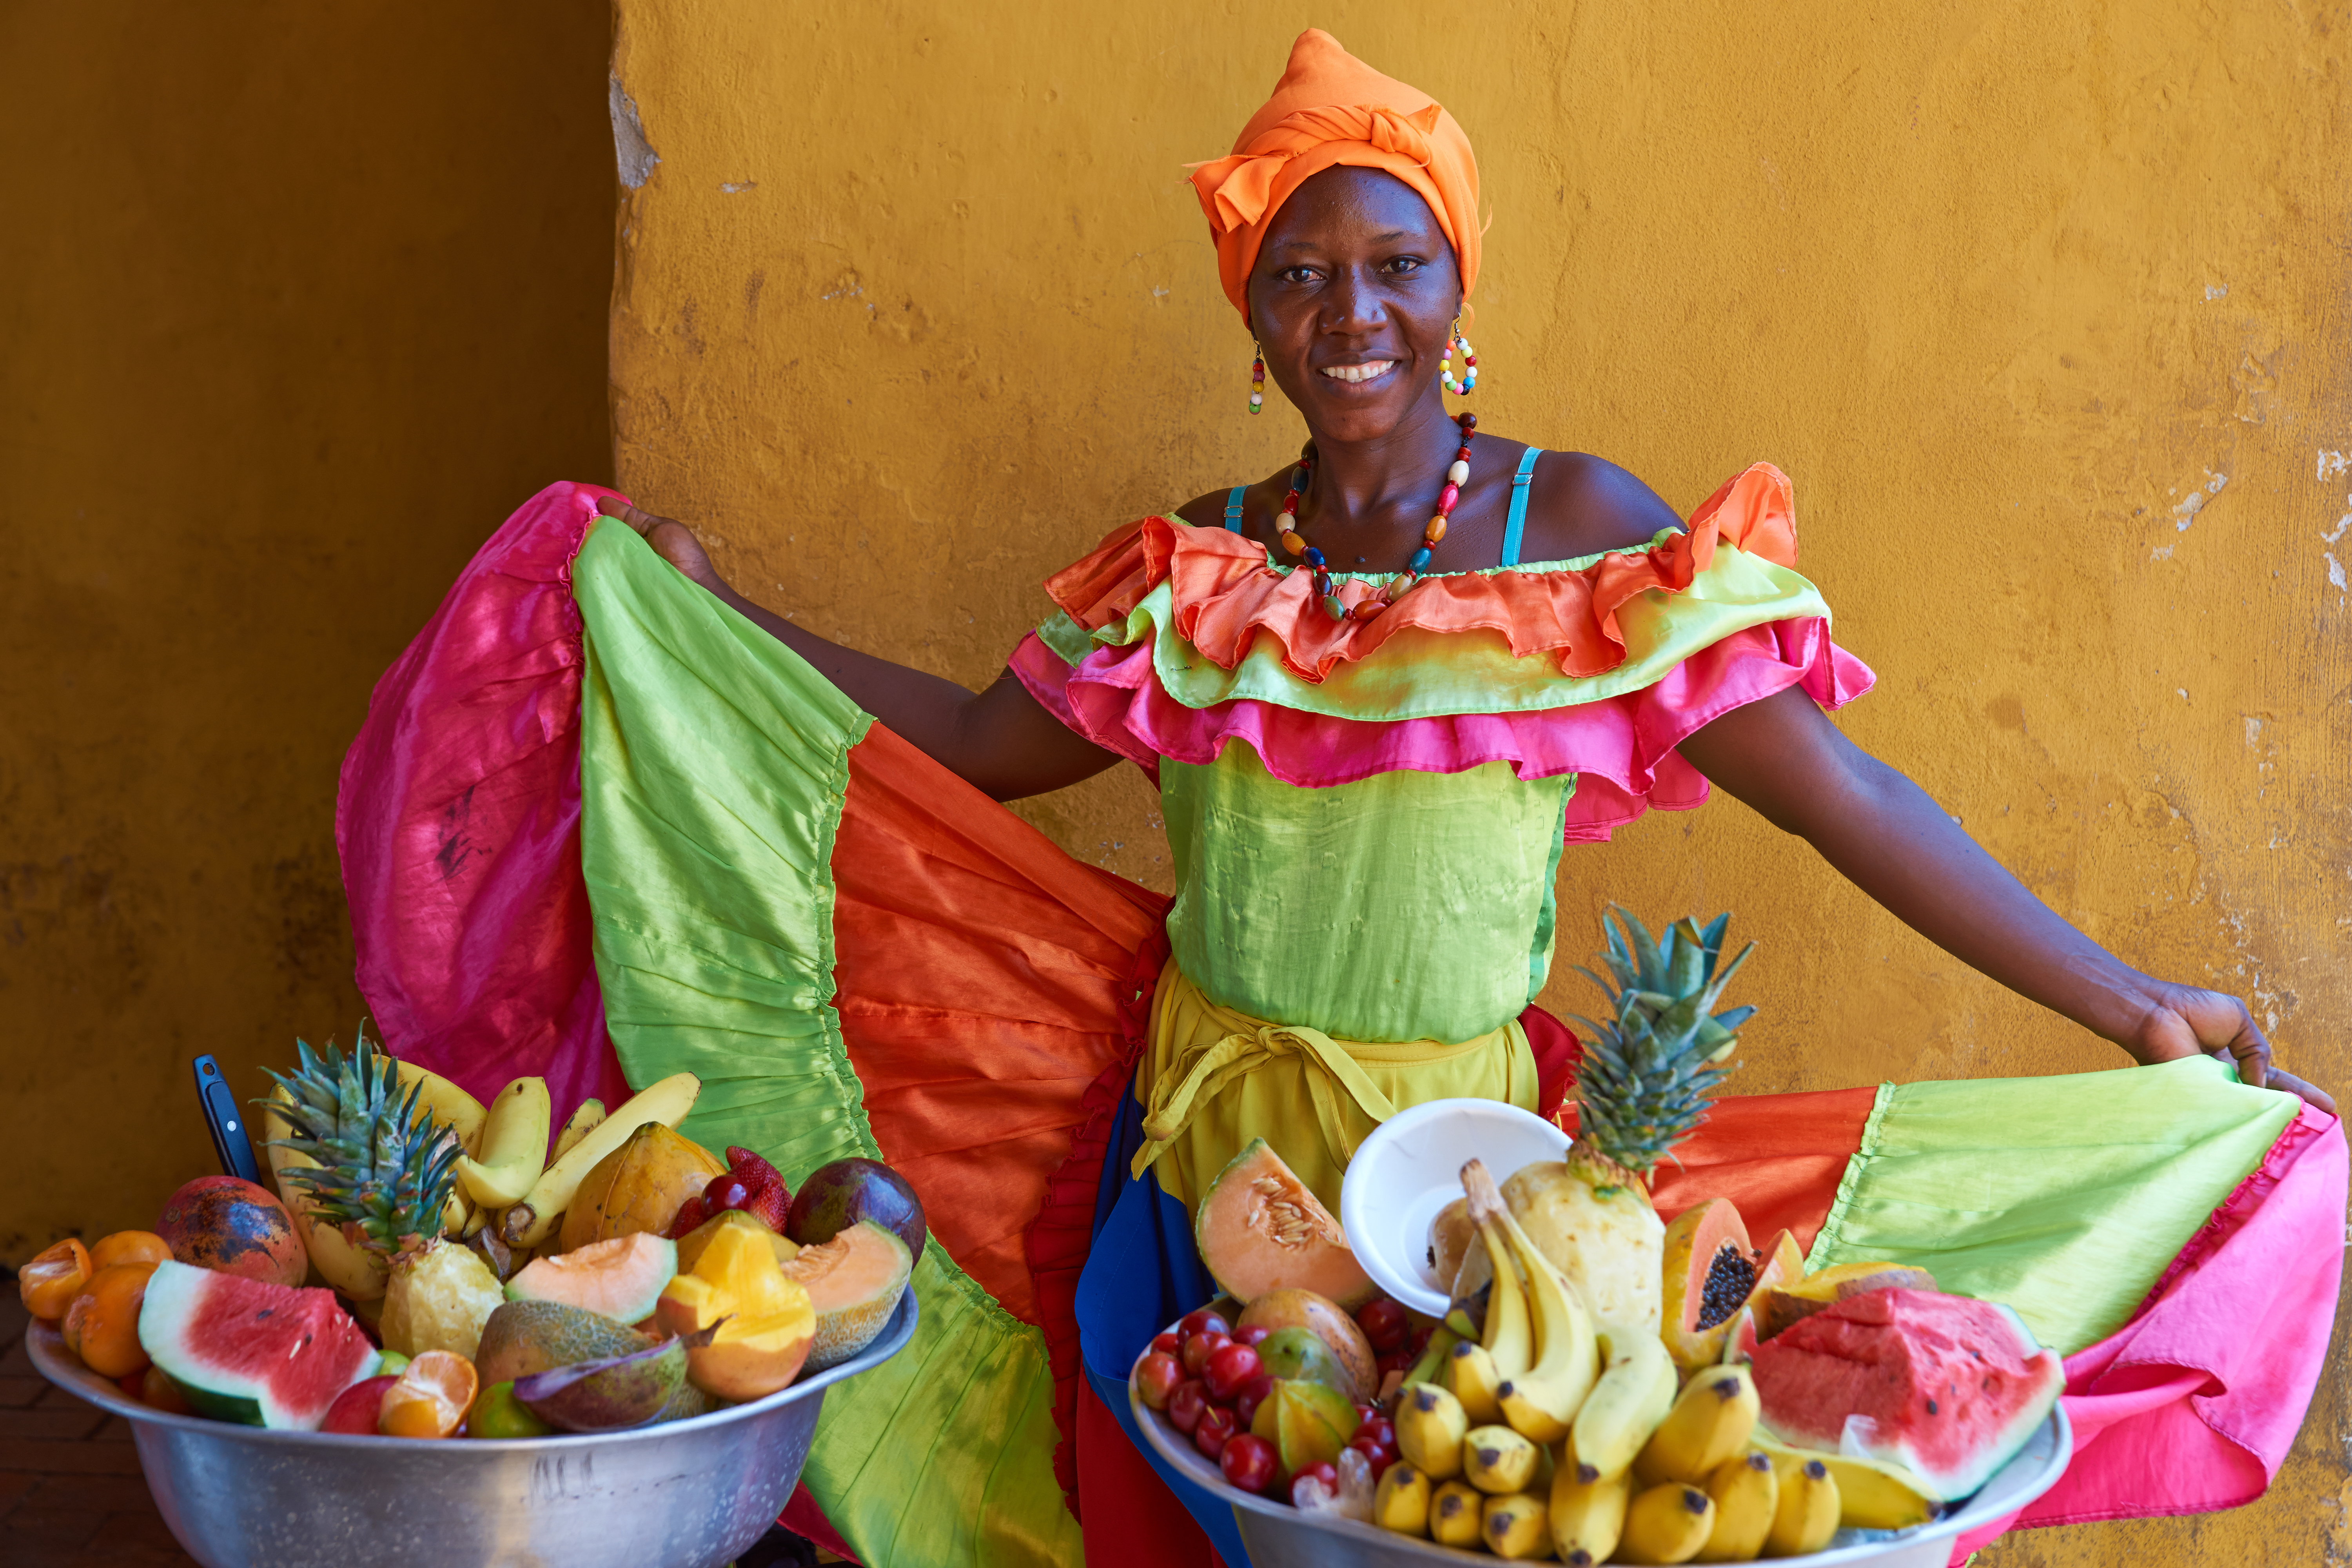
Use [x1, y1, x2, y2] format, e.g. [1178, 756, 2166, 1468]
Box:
[1161, 743, 1574, 1044]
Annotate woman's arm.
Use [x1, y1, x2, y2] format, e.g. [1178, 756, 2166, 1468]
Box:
[596, 498, 1122, 801]
[1678, 686, 2335, 1112]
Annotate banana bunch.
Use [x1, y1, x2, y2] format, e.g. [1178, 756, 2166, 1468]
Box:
[1372, 1161, 1947, 1561]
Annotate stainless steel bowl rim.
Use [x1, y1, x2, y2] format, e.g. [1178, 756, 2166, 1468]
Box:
[30, 1288, 918, 1449]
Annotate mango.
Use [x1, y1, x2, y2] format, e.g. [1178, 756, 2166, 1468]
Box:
[656, 1220, 817, 1401]
[560, 1123, 725, 1253]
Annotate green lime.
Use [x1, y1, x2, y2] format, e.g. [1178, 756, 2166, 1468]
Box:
[374, 1350, 411, 1377]
[468, 1380, 554, 1439]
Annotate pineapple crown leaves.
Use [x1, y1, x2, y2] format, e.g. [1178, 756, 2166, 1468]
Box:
[1564, 906, 1758, 1178]
[255, 1021, 463, 1257]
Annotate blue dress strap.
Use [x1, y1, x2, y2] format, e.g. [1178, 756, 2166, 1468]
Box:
[1223, 485, 1248, 532]
[1499, 447, 1543, 568]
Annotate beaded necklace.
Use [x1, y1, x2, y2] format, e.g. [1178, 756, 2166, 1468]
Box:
[1275, 412, 1478, 622]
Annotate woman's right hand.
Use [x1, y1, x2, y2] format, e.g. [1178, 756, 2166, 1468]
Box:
[595, 495, 731, 597]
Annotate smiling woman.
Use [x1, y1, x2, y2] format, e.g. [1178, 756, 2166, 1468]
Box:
[338, 26, 2336, 1568]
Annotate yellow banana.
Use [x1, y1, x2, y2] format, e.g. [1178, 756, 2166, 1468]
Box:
[1447, 1339, 1506, 1425]
[1619, 1481, 1717, 1565]
[1572, 1321, 1679, 1481]
[1463, 1424, 1541, 1495]
[502, 1071, 701, 1247]
[1459, 1163, 1534, 1383]
[1482, 1492, 1551, 1559]
[1754, 1436, 1937, 1530]
[456, 1076, 552, 1207]
[262, 1087, 390, 1300]
[551, 1097, 606, 1161]
[440, 1185, 474, 1238]
[391, 1058, 490, 1157]
[1465, 1159, 1599, 1443]
[1372, 1463, 1432, 1536]
[1635, 1365, 1759, 1486]
[1694, 1449, 1778, 1561]
[1760, 1449, 1840, 1556]
[1395, 1383, 1469, 1480]
[1550, 1436, 1632, 1567]
[1430, 1480, 1486, 1548]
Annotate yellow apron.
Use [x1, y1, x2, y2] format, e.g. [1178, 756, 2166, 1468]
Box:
[1131, 958, 1541, 1214]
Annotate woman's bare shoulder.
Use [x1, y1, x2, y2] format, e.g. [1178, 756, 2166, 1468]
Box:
[1517, 450, 1683, 561]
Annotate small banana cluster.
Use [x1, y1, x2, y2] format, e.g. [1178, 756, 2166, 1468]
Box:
[1364, 1158, 1938, 1562]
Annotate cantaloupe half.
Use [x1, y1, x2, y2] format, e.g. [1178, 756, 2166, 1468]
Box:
[506, 1232, 678, 1325]
[1195, 1139, 1376, 1311]
[779, 1219, 912, 1370]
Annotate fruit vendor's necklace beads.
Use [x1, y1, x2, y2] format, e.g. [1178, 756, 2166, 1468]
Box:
[1278, 411, 1477, 622]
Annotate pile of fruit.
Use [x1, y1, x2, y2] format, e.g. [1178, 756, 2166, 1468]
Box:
[1131, 911, 2067, 1562]
[20, 1025, 922, 1439]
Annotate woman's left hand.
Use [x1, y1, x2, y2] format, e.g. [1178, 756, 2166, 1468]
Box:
[2129, 984, 2336, 1115]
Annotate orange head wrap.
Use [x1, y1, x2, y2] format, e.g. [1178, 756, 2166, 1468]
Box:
[1188, 29, 1481, 328]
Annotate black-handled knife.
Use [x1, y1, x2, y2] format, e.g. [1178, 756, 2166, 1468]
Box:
[192, 1055, 263, 1184]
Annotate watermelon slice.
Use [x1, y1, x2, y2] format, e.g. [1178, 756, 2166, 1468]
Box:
[1750, 1287, 2064, 1499]
[138, 1260, 381, 1429]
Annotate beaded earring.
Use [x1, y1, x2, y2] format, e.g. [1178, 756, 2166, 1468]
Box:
[1439, 318, 1477, 396]
[1248, 344, 1267, 415]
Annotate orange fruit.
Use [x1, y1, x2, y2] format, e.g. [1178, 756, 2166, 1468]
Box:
[377, 1350, 478, 1439]
[89, 1230, 173, 1270]
[18, 1238, 92, 1321]
[64, 1262, 158, 1379]
[139, 1364, 193, 1416]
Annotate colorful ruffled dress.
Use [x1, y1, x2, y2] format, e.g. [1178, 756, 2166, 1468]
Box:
[339, 468, 2343, 1568]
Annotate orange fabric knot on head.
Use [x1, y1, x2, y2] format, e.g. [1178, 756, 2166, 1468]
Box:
[1188, 29, 1482, 325]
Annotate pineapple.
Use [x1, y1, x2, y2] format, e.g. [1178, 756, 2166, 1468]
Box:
[1504, 907, 1755, 1333]
[262, 1024, 505, 1359]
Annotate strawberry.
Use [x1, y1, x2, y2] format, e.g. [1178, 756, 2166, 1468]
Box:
[664, 1195, 708, 1240]
[726, 1146, 793, 1231]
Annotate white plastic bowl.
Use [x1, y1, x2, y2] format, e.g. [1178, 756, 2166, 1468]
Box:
[1339, 1097, 1572, 1317]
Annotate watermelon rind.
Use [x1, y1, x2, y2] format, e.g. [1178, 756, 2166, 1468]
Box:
[138, 1260, 380, 1430]
[1751, 1288, 2065, 1500]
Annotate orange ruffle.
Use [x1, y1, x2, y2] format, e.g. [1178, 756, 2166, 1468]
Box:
[1043, 463, 1802, 684]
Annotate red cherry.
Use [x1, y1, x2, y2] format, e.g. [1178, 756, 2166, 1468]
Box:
[1355, 1414, 1396, 1450]
[1193, 1402, 1238, 1461]
[1233, 1324, 1271, 1348]
[703, 1172, 754, 1214]
[1176, 1309, 1232, 1341]
[1181, 1330, 1230, 1378]
[1221, 1432, 1281, 1495]
[1136, 1352, 1184, 1410]
[1203, 1341, 1264, 1401]
[1347, 1435, 1397, 1483]
[1288, 1459, 1340, 1508]
[1231, 1371, 1274, 1428]
[1357, 1298, 1410, 1352]
[1151, 1332, 1181, 1356]
[1166, 1379, 1209, 1434]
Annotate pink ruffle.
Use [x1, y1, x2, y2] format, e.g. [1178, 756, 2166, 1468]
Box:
[335, 481, 634, 1118]
[1011, 619, 1875, 840]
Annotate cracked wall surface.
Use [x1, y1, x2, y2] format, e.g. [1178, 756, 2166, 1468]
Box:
[610, 3, 2350, 1559]
[0, 3, 612, 1258]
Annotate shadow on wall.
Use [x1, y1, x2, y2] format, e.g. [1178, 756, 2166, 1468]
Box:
[0, 0, 614, 1260]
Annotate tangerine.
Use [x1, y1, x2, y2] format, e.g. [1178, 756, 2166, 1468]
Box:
[378, 1349, 478, 1439]
[90, 1230, 174, 1270]
[18, 1238, 92, 1321]
[63, 1262, 158, 1379]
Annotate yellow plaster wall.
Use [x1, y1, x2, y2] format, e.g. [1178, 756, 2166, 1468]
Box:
[0, 5, 612, 1256]
[610, 3, 2349, 1558]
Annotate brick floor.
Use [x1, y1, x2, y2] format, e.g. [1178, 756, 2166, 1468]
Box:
[0, 1286, 199, 1568]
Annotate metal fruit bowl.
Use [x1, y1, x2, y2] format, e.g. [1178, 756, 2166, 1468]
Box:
[30, 1291, 916, 1568]
[1130, 1329, 2072, 1568]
